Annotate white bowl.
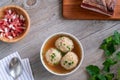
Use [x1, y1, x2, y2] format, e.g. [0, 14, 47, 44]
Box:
[40, 32, 84, 76]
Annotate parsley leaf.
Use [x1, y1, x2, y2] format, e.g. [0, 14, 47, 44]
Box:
[86, 31, 120, 80]
[113, 31, 120, 45]
[105, 73, 114, 80]
[97, 74, 106, 80]
[89, 74, 112, 80]
[100, 36, 116, 56]
[116, 51, 120, 60]
[86, 65, 100, 76]
[103, 58, 117, 72]
[89, 75, 97, 80]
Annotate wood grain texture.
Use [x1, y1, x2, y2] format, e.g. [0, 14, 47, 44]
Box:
[63, 0, 120, 20]
[0, 0, 120, 80]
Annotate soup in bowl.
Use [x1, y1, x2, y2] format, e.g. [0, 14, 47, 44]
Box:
[40, 32, 84, 76]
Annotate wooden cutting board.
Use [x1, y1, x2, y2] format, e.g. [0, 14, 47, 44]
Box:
[63, 0, 120, 20]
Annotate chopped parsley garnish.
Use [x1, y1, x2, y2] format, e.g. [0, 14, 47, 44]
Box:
[64, 61, 68, 65]
[67, 46, 70, 51]
[60, 42, 62, 46]
[51, 55, 54, 59]
[64, 61, 74, 66]
[50, 53, 56, 61]
[53, 53, 56, 57]
[65, 61, 68, 63]
[72, 61, 74, 64]
[68, 62, 72, 65]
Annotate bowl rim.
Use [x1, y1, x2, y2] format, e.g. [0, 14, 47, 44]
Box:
[0, 5, 30, 43]
[40, 32, 84, 76]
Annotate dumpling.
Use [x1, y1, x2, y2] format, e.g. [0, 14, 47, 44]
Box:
[45, 48, 62, 65]
[61, 52, 78, 70]
[55, 36, 74, 53]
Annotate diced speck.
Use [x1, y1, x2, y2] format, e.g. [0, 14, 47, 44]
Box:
[3, 18, 7, 22]
[20, 15, 25, 21]
[8, 19, 12, 22]
[0, 29, 3, 32]
[16, 15, 19, 18]
[12, 15, 16, 19]
[0, 33, 3, 38]
[8, 10, 12, 14]
[4, 28, 8, 33]
[8, 36, 13, 39]
[9, 24, 13, 28]
[0, 9, 26, 39]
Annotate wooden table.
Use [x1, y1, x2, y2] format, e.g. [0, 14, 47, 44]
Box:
[0, 0, 120, 80]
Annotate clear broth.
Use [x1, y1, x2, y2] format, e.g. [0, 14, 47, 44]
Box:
[42, 35, 82, 74]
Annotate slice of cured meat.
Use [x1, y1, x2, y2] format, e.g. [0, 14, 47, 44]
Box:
[81, 0, 117, 16]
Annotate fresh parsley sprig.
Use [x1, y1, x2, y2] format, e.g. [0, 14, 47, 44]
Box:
[86, 31, 120, 80]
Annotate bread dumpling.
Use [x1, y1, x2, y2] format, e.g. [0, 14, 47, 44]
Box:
[45, 48, 62, 65]
[55, 36, 74, 53]
[61, 52, 78, 70]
